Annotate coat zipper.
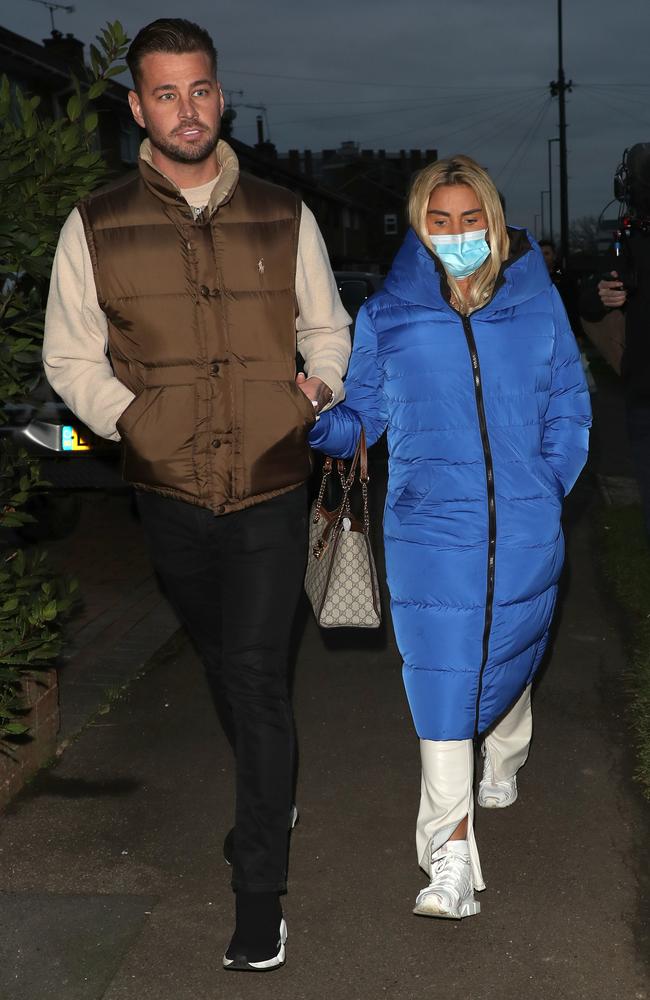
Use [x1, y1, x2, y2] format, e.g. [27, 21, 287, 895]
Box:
[460, 315, 497, 739]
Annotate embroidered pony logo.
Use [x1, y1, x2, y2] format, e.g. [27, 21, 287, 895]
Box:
[257, 258, 265, 275]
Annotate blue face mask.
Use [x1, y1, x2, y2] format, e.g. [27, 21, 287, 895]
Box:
[429, 229, 490, 279]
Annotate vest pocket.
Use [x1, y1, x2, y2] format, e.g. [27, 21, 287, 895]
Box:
[119, 385, 197, 494]
[236, 377, 314, 499]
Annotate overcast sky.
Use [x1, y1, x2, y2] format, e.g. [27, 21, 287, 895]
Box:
[4, 0, 650, 237]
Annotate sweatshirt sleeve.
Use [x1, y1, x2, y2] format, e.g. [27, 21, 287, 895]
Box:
[43, 208, 134, 441]
[296, 203, 352, 410]
[542, 286, 592, 495]
[309, 303, 387, 458]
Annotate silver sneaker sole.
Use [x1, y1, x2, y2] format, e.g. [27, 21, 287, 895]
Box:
[413, 897, 481, 919]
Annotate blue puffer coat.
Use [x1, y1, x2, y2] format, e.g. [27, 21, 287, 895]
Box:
[310, 228, 591, 740]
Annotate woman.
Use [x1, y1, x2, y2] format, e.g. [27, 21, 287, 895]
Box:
[309, 156, 591, 919]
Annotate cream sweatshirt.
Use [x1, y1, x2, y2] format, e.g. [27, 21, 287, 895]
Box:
[43, 140, 351, 442]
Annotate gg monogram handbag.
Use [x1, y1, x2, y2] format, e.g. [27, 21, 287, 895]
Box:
[304, 427, 381, 628]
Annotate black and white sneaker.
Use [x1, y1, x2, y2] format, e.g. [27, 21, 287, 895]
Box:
[223, 805, 299, 866]
[223, 918, 287, 972]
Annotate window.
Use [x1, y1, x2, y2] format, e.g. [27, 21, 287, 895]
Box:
[119, 119, 141, 165]
[384, 213, 398, 235]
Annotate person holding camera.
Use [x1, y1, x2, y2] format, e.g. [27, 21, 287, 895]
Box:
[580, 146, 650, 538]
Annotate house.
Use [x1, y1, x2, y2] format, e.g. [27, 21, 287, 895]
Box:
[0, 24, 369, 264]
[279, 143, 438, 271]
[0, 24, 141, 170]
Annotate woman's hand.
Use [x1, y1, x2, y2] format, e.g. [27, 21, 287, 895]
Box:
[597, 271, 627, 309]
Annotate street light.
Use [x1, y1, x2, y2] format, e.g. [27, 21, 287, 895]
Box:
[534, 213, 541, 239]
[547, 137, 560, 243]
[540, 190, 550, 239]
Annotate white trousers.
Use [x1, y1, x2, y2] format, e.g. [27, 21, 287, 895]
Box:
[416, 684, 533, 892]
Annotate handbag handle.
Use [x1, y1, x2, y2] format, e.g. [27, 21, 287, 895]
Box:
[312, 426, 371, 555]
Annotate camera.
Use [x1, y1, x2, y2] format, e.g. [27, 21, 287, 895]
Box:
[614, 143, 650, 219]
[607, 144, 650, 292]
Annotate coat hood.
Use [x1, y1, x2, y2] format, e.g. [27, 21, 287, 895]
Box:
[383, 227, 551, 314]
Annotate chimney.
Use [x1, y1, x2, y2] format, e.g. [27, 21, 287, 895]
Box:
[42, 30, 85, 72]
[256, 115, 265, 145]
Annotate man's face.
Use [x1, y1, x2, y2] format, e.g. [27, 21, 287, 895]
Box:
[541, 244, 556, 273]
[128, 50, 224, 165]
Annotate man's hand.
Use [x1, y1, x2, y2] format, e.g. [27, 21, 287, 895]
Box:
[295, 372, 333, 414]
[598, 270, 627, 309]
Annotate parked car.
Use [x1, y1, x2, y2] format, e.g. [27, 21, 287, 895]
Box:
[334, 271, 384, 336]
[1, 381, 122, 538]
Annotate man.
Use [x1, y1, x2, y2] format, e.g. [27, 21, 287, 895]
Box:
[43, 18, 351, 972]
[539, 238, 582, 335]
[581, 234, 650, 538]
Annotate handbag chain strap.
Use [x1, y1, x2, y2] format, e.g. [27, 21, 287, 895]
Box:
[312, 427, 370, 558]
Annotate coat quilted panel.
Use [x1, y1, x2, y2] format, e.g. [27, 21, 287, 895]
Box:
[310, 229, 591, 740]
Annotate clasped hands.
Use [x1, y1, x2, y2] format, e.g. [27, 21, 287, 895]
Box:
[295, 372, 333, 414]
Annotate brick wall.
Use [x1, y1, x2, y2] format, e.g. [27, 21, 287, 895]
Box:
[0, 670, 59, 810]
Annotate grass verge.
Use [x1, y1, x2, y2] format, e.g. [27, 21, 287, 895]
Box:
[598, 503, 650, 800]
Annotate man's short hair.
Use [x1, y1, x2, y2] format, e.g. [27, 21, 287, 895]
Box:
[127, 18, 217, 91]
[538, 239, 556, 251]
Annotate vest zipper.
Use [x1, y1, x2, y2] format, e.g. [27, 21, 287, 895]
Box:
[460, 314, 497, 739]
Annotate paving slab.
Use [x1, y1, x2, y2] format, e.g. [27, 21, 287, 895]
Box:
[1, 892, 158, 1000]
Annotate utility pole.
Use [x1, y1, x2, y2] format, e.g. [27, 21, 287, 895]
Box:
[550, 0, 572, 271]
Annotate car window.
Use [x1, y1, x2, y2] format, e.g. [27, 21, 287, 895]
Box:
[337, 279, 372, 320]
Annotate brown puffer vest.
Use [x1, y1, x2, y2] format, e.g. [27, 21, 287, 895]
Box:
[79, 159, 314, 514]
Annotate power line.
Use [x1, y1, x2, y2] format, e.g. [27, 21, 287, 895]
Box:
[266, 92, 541, 108]
[359, 90, 547, 147]
[221, 66, 548, 92]
[461, 93, 550, 159]
[494, 97, 553, 191]
[270, 87, 545, 130]
[433, 92, 545, 150]
[576, 85, 650, 129]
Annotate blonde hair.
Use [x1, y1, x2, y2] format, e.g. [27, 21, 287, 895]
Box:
[408, 154, 509, 314]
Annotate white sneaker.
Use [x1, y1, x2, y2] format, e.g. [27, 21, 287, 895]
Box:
[478, 743, 518, 809]
[413, 842, 480, 919]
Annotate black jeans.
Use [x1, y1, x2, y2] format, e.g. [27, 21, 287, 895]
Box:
[136, 485, 308, 893]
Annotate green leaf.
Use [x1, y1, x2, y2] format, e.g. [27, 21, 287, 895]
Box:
[84, 111, 98, 133]
[3, 722, 29, 736]
[87, 79, 107, 100]
[66, 94, 82, 122]
[41, 601, 58, 621]
[89, 44, 104, 78]
[104, 65, 127, 80]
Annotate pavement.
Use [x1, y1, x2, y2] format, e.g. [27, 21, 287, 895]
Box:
[0, 374, 648, 1000]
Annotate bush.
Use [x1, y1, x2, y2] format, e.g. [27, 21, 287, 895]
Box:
[0, 22, 129, 746]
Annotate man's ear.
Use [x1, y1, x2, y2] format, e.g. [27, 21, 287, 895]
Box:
[128, 89, 145, 129]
